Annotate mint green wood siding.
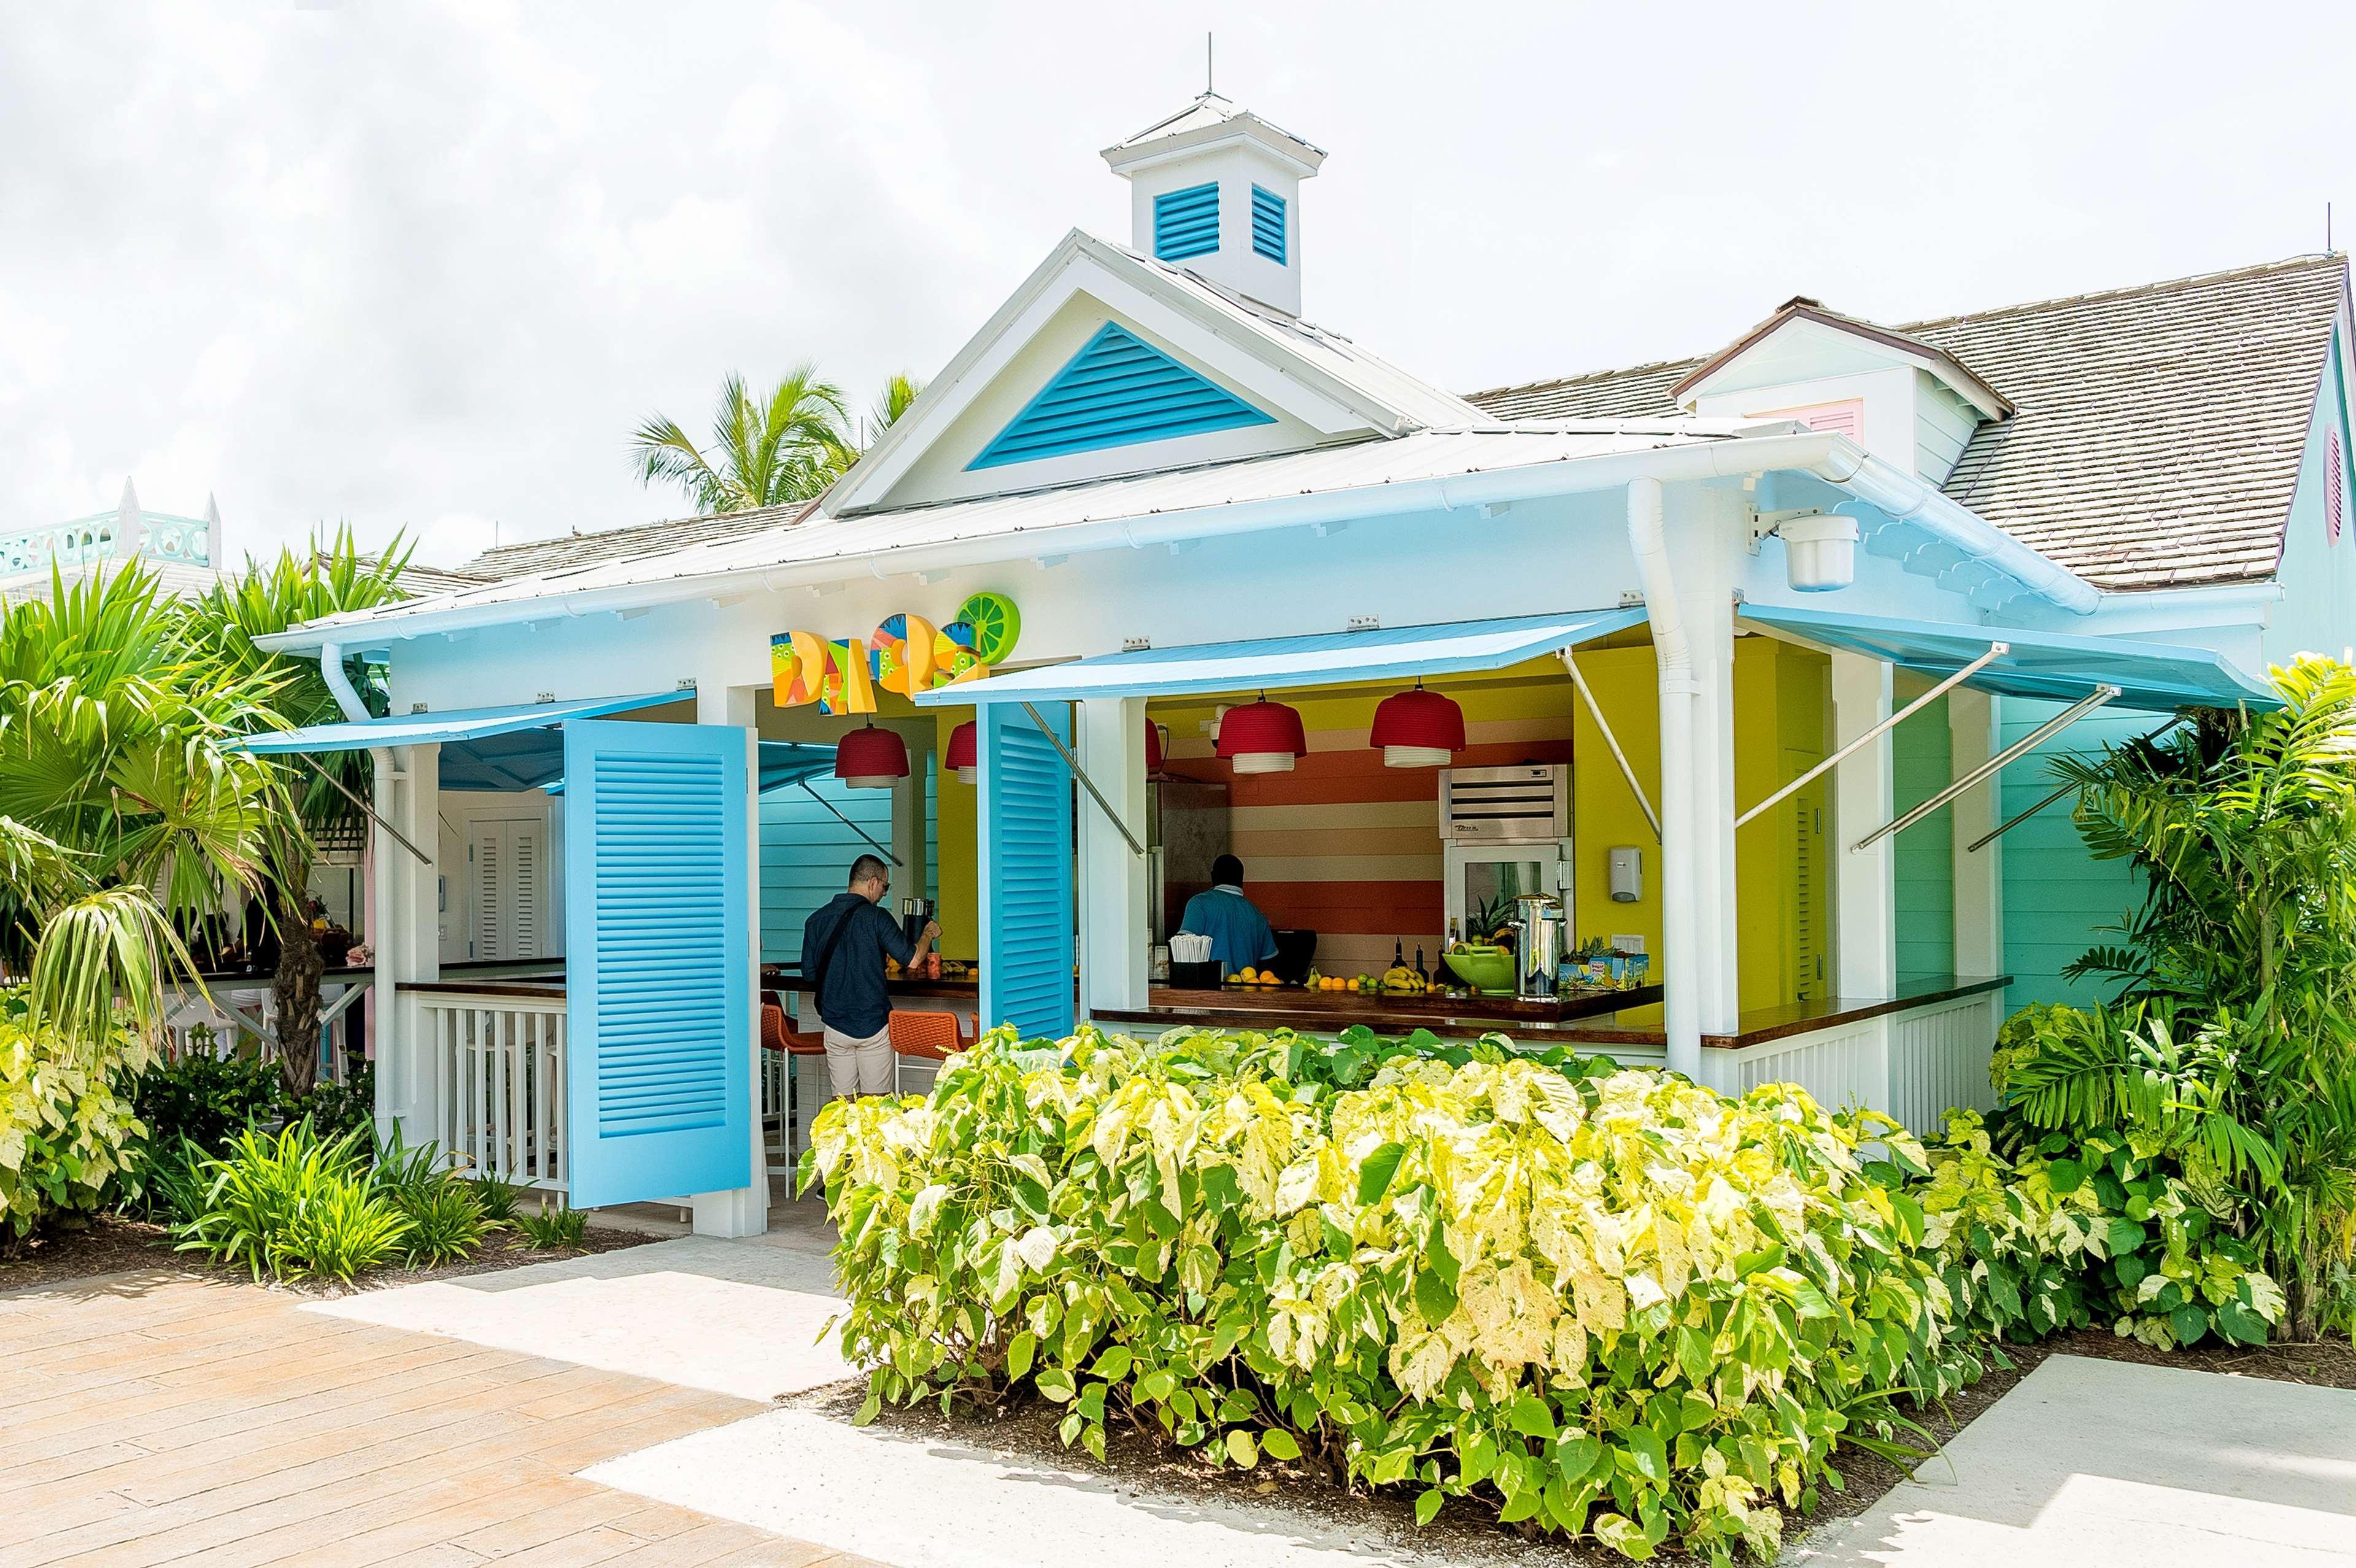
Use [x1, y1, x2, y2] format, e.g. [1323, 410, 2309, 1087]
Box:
[757, 763, 937, 966]
[1892, 695, 1955, 983]
[1999, 702, 2148, 1011]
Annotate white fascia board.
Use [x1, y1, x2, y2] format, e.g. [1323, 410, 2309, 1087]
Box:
[258, 431, 2097, 656]
[828, 233, 1402, 514]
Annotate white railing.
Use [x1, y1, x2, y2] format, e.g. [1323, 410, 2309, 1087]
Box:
[421, 993, 568, 1191]
[1701, 987, 2006, 1136]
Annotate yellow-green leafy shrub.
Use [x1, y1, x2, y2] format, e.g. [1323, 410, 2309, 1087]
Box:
[809, 1027, 1972, 1564]
[0, 988, 148, 1242]
[1919, 1111, 2283, 1349]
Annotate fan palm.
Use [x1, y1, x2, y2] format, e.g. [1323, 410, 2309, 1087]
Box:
[182, 528, 412, 1094]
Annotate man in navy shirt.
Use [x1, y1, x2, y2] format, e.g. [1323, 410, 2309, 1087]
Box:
[1178, 854, 1278, 979]
[802, 854, 939, 1098]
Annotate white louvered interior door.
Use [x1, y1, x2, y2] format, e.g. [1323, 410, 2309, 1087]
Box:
[474, 817, 548, 961]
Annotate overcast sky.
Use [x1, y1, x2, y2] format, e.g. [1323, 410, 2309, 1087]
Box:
[4, 1, 2350, 568]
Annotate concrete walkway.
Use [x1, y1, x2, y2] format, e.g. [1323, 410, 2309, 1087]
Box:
[1791, 1353, 2356, 1566]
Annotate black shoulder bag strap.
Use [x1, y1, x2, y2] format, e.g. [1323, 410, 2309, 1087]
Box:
[807, 902, 859, 1030]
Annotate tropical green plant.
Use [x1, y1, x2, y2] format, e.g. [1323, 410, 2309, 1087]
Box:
[181, 531, 412, 1095]
[299, 1064, 375, 1141]
[0, 563, 283, 1049]
[171, 1116, 411, 1282]
[0, 986, 148, 1244]
[808, 1025, 1972, 1564]
[131, 1049, 287, 1157]
[2030, 654, 2356, 1335]
[395, 1178, 489, 1266]
[630, 368, 925, 514]
[1915, 1111, 2282, 1350]
[468, 1172, 523, 1225]
[516, 1204, 586, 1249]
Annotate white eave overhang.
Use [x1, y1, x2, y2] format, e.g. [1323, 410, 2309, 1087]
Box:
[255, 430, 2099, 657]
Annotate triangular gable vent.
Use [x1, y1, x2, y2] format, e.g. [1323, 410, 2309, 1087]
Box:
[967, 320, 1274, 471]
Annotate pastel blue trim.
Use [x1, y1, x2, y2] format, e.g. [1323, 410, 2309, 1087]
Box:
[1153, 182, 1219, 260]
[966, 321, 1274, 471]
[1738, 604, 2281, 713]
[564, 719, 752, 1210]
[917, 609, 1650, 706]
[978, 702, 1073, 1041]
[1251, 185, 1286, 264]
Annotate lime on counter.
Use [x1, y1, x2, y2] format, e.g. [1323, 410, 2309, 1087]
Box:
[956, 592, 1021, 665]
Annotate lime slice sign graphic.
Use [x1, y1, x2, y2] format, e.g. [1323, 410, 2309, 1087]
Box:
[956, 592, 1021, 665]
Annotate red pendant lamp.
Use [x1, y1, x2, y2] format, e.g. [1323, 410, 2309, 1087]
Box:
[945, 720, 978, 784]
[1369, 680, 1466, 768]
[1146, 720, 1165, 774]
[836, 722, 910, 789]
[1215, 697, 1308, 774]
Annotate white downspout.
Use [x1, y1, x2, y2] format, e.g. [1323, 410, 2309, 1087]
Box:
[1626, 477, 1702, 1081]
[321, 641, 401, 1133]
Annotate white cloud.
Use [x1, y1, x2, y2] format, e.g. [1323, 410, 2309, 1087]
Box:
[1, 0, 2347, 566]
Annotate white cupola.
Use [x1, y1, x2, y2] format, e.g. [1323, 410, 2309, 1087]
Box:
[1101, 93, 1325, 318]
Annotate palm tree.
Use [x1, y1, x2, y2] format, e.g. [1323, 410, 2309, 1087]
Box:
[0, 564, 284, 1055]
[182, 528, 412, 1095]
[630, 369, 927, 514]
[630, 368, 854, 514]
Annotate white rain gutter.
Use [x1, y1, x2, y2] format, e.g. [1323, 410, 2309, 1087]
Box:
[1624, 475, 1701, 1081]
[253, 432, 2099, 657]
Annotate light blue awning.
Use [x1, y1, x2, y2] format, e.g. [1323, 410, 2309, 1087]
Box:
[914, 608, 1650, 706]
[230, 692, 695, 792]
[1739, 604, 2279, 713]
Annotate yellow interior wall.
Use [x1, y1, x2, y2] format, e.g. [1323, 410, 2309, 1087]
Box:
[935, 707, 978, 960]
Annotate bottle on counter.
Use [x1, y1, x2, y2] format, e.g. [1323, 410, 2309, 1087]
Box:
[1414, 944, 1427, 983]
[1392, 938, 1406, 970]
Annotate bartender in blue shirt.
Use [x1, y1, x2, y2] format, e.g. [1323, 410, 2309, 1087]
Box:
[1178, 854, 1278, 978]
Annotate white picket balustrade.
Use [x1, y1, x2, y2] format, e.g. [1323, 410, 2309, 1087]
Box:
[420, 993, 568, 1191]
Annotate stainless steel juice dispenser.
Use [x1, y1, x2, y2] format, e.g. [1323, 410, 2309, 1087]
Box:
[1512, 894, 1566, 1000]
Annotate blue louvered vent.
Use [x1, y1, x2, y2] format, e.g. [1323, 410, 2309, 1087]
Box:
[1251, 185, 1286, 264]
[1153, 181, 1219, 260]
[967, 322, 1275, 471]
[565, 719, 750, 1211]
[978, 703, 1073, 1040]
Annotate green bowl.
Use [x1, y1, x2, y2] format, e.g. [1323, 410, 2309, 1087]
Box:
[1442, 946, 1517, 993]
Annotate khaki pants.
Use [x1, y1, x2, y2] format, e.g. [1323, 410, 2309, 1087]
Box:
[822, 1024, 894, 1099]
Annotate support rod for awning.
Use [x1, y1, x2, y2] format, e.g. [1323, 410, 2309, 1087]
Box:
[1966, 713, 2185, 854]
[1559, 649, 1660, 841]
[1734, 642, 2008, 830]
[288, 751, 433, 865]
[1852, 685, 2120, 854]
[797, 779, 902, 868]
[1022, 701, 1146, 859]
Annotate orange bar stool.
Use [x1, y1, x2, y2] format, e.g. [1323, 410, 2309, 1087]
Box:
[762, 994, 830, 1174]
[887, 1010, 975, 1095]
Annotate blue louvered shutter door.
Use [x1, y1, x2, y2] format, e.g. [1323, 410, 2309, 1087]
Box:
[978, 703, 1074, 1040]
[563, 719, 752, 1210]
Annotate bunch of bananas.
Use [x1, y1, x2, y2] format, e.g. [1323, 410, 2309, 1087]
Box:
[1378, 964, 1430, 995]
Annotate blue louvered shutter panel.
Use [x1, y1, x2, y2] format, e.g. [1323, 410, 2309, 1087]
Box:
[978, 703, 1073, 1040]
[967, 322, 1275, 471]
[1153, 182, 1219, 260]
[563, 719, 751, 1210]
[1251, 185, 1286, 264]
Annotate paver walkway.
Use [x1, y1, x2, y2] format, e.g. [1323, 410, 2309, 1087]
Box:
[0, 1262, 872, 1567]
[1790, 1353, 2356, 1566]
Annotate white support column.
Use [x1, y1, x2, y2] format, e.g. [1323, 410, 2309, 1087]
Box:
[379, 741, 441, 1144]
[1831, 654, 1898, 997]
[1949, 689, 2004, 976]
[1634, 479, 1740, 1084]
[692, 682, 769, 1239]
[1076, 696, 1150, 1017]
